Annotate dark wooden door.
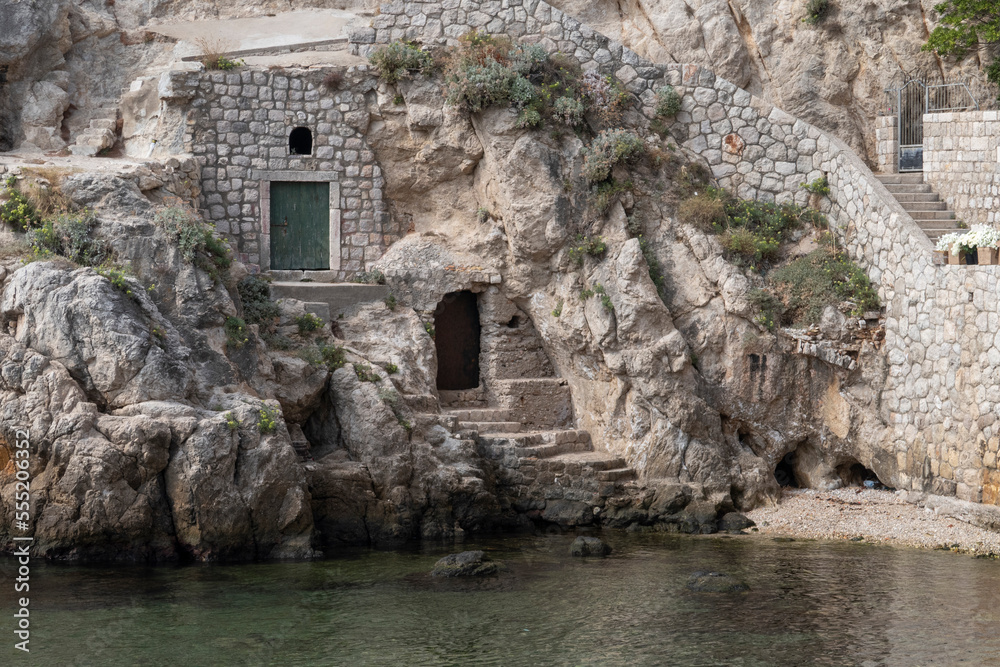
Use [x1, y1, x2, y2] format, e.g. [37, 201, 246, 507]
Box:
[434, 291, 481, 390]
[270, 181, 330, 270]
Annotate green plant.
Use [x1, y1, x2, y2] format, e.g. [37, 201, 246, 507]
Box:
[579, 69, 631, 124]
[224, 412, 240, 431]
[801, 176, 830, 196]
[552, 95, 585, 127]
[476, 207, 491, 223]
[594, 283, 614, 311]
[424, 321, 435, 339]
[638, 237, 667, 303]
[567, 234, 607, 265]
[398, 418, 413, 432]
[295, 312, 325, 334]
[444, 31, 550, 119]
[0, 177, 41, 231]
[580, 287, 595, 300]
[655, 85, 682, 118]
[588, 179, 631, 215]
[769, 247, 880, 324]
[384, 362, 399, 374]
[352, 270, 386, 285]
[393, 94, 405, 105]
[95, 263, 136, 298]
[748, 288, 783, 331]
[319, 342, 347, 370]
[679, 191, 729, 231]
[369, 40, 434, 84]
[552, 299, 563, 317]
[257, 405, 280, 434]
[803, 0, 831, 25]
[581, 129, 645, 183]
[384, 293, 397, 310]
[353, 363, 381, 383]
[924, 0, 1000, 100]
[238, 275, 281, 327]
[225, 316, 249, 349]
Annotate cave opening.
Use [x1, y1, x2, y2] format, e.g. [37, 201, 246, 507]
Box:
[774, 451, 799, 488]
[434, 290, 481, 390]
[289, 126, 313, 155]
[836, 460, 883, 488]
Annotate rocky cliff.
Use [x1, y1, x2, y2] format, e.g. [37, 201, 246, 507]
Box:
[548, 0, 996, 163]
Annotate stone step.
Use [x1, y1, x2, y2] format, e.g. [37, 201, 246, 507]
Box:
[518, 440, 593, 458]
[89, 118, 117, 132]
[882, 183, 933, 194]
[480, 428, 592, 448]
[875, 172, 925, 184]
[492, 377, 574, 429]
[915, 219, 961, 229]
[270, 281, 390, 314]
[444, 407, 517, 422]
[899, 201, 948, 212]
[597, 467, 637, 482]
[543, 452, 629, 471]
[892, 193, 941, 204]
[458, 420, 522, 433]
[908, 210, 955, 221]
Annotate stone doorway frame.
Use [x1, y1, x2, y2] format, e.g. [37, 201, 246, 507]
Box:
[256, 170, 341, 273]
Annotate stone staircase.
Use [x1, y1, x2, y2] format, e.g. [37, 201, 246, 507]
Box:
[69, 107, 119, 157]
[443, 384, 636, 485]
[875, 173, 961, 243]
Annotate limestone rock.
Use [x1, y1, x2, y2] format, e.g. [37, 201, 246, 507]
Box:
[569, 535, 613, 557]
[718, 512, 755, 533]
[431, 550, 502, 577]
[686, 571, 750, 593]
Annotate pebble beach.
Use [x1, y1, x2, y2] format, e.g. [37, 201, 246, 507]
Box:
[745, 487, 1000, 556]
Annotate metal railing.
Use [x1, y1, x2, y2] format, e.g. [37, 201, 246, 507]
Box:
[882, 80, 980, 172]
[926, 82, 979, 113]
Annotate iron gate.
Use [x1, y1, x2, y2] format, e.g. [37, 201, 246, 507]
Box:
[884, 80, 979, 172]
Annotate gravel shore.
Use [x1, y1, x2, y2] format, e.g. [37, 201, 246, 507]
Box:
[744, 487, 1000, 556]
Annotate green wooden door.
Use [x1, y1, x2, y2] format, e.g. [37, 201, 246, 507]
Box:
[270, 181, 330, 270]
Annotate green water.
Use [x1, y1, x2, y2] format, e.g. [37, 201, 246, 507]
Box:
[4, 532, 1000, 666]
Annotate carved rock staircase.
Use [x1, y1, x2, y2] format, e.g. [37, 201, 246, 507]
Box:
[69, 107, 119, 157]
[441, 382, 636, 485]
[875, 173, 961, 243]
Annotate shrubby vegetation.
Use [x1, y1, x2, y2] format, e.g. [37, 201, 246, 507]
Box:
[369, 41, 434, 84]
[155, 207, 232, 280]
[924, 0, 1000, 99]
[581, 129, 645, 183]
[803, 0, 831, 25]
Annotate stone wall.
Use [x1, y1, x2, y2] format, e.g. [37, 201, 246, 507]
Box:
[875, 115, 898, 174]
[166, 67, 401, 277]
[351, 0, 1000, 506]
[923, 110, 1000, 227]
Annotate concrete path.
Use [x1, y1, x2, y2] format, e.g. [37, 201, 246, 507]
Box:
[147, 9, 364, 67]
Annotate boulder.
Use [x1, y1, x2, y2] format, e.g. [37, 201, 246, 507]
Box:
[431, 550, 502, 577]
[686, 571, 750, 593]
[718, 512, 756, 533]
[569, 536, 612, 557]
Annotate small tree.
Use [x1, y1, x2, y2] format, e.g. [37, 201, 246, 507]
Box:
[923, 0, 1000, 99]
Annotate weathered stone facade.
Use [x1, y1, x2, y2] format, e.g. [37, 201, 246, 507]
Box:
[350, 0, 1000, 506]
[924, 110, 1000, 227]
[170, 67, 400, 277]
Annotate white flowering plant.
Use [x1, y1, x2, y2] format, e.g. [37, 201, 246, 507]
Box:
[935, 232, 964, 254]
[935, 226, 1000, 256]
[959, 224, 1000, 251]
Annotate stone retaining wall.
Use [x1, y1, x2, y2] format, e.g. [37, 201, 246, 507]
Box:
[350, 0, 1000, 506]
[924, 110, 1000, 227]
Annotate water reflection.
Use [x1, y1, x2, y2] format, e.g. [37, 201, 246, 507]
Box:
[5, 533, 1000, 666]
